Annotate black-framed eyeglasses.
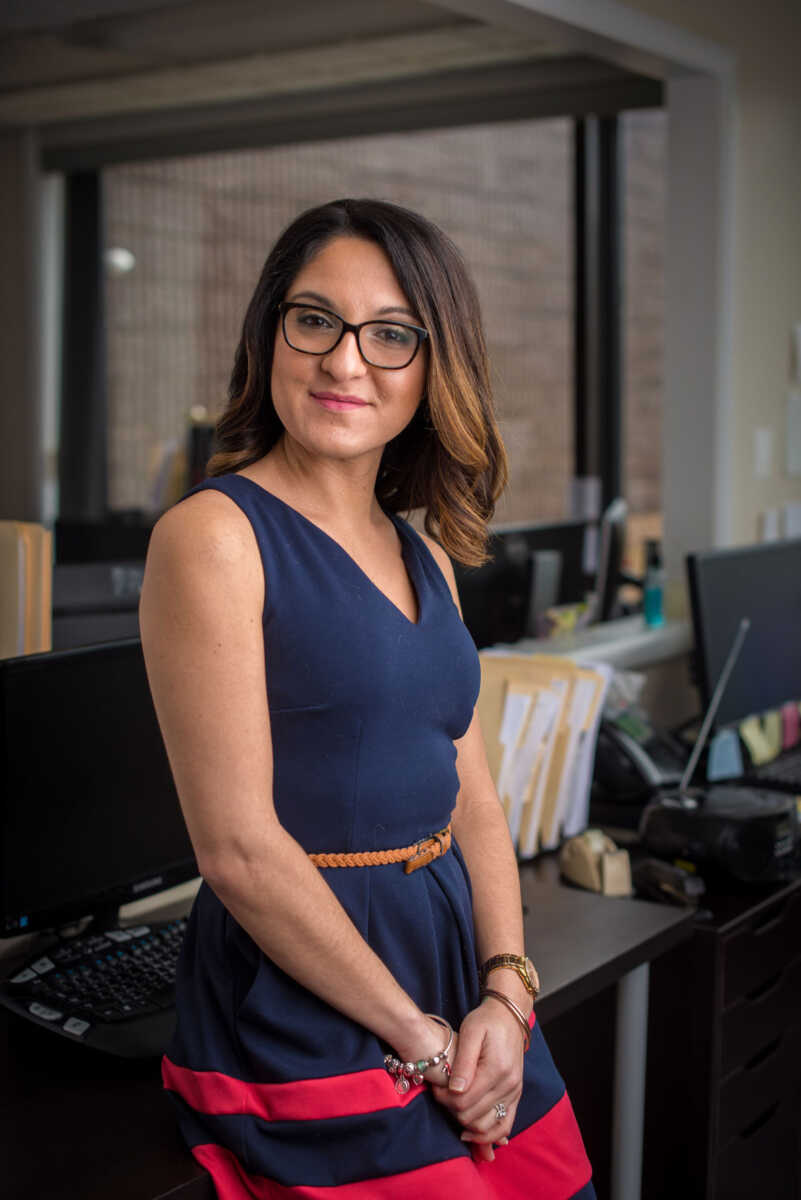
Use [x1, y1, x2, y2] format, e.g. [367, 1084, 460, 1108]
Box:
[278, 302, 428, 370]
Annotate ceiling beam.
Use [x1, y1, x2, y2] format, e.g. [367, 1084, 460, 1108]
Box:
[0, 25, 552, 125]
[39, 57, 661, 170]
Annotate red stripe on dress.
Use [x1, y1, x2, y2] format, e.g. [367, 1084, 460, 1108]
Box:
[163, 1056, 423, 1122]
[477, 1091, 593, 1200]
[189, 1091, 591, 1200]
[162, 1012, 537, 1124]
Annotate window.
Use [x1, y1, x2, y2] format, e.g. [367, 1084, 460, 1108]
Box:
[103, 118, 573, 523]
[99, 107, 665, 555]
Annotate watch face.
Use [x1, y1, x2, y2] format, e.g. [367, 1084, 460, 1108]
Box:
[525, 957, 540, 991]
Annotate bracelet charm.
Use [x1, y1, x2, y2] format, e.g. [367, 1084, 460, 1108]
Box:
[384, 1014, 453, 1093]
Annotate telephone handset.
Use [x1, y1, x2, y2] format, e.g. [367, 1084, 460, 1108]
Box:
[593, 709, 688, 804]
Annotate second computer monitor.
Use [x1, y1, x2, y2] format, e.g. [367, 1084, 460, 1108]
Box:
[686, 537, 801, 728]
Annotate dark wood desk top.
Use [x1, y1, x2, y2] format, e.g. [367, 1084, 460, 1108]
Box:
[520, 854, 694, 1023]
[4, 863, 694, 1200]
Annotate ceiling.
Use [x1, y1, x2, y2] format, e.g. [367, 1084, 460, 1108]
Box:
[0, 0, 548, 102]
[0, 0, 662, 167]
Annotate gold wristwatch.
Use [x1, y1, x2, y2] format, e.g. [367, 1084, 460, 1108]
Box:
[480, 954, 540, 1000]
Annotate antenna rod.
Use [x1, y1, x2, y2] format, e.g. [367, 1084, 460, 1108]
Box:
[680, 616, 751, 797]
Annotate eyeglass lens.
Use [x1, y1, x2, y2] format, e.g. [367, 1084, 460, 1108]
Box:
[283, 305, 420, 368]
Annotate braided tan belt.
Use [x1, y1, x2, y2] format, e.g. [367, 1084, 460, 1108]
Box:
[309, 823, 452, 874]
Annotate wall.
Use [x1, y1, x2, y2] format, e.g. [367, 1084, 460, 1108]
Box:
[623, 0, 801, 544]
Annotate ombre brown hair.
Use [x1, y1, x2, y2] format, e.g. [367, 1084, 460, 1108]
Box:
[208, 198, 508, 566]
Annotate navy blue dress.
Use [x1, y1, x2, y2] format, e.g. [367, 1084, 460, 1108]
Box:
[162, 473, 595, 1199]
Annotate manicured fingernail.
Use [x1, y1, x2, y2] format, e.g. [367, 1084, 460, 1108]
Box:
[450, 1077, 466, 1092]
[497, 1137, 509, 1146]
[460, 1132, 474, 1142]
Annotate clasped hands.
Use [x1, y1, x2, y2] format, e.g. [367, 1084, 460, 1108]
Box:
[425, 998, 527, 1164]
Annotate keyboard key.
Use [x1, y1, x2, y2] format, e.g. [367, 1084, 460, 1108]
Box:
[63, 1017, 91, 1037]
[10, 968, 37, 985]
[30, 957, 55, 975]
[29, 1002, 63, 1021]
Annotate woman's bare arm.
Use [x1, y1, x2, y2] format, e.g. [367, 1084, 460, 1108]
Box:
[139, 490, 446, 1070]
[420, 535, 532, 1154]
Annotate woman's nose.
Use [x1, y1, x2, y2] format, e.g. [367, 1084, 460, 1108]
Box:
[320, 330, 368, 378]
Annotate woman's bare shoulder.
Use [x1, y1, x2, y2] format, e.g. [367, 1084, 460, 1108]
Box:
[143, 488, 264, 620]
[149, 488, 257, 570]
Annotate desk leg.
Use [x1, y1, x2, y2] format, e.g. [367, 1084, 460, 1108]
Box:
[611, 962, 649, 1200]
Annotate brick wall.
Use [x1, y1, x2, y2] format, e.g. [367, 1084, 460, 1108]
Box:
[104, 110, 664, 529]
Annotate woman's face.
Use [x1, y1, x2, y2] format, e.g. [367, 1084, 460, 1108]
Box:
[270, 235, 427, 470]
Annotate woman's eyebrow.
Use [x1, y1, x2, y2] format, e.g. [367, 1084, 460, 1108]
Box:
[288, 291, 419, 321]
[376, 305, 419, 320]
[288, 290, 333, 307]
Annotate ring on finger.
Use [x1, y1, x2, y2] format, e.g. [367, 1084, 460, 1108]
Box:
[494, 1101, 507, 1121]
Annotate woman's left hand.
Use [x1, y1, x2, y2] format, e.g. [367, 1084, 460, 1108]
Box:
[429, 996, 527, 1162]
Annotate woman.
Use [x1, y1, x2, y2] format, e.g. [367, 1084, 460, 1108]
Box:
[140, 198, 594, 1198]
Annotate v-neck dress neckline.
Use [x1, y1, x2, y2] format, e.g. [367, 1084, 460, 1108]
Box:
[233, 473, 423, 629]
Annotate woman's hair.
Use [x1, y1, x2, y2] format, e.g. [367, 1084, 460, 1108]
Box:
[208, 198, 508, 565]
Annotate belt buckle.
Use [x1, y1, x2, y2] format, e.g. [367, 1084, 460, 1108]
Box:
[404, 825, 449, 875]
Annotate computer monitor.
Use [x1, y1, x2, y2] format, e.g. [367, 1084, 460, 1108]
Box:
[453, 518, 591, 648]
[591, 498, 628, 623]
[52, 562, 144, 650]
[686, 538, 801, 728]
[0, 639, 197, 938]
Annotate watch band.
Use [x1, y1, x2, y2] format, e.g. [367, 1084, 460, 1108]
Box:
[479, 953, 540, 999]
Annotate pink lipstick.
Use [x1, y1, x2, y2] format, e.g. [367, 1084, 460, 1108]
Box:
[311, 391, 369, 412]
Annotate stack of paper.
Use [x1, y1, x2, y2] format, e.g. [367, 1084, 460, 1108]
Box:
[0, 521, 53, 658]
[478, 653, 611, 857]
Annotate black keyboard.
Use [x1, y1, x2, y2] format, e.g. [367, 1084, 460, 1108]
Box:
[0, 916, 187, 1058]
[748, 745, 801, 792]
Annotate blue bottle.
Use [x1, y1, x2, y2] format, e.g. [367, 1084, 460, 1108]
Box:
[643, 538, 665, 628]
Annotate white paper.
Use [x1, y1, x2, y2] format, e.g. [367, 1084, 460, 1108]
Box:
[569, 475, 601, 520]
[783, 501, 801, 539]
[563, 663, 614, 838]
[754, 427, 773, 479]
[518, 679, 568, 857]
[787, 388, 801, 476]
[761, 508, 780, 542]
[540, 674, 599, 850]
[506, 689, 560, 848]
[496, 689, 533, 822]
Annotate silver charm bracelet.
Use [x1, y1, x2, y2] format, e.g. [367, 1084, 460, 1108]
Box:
[384, 1013, 454, 1094]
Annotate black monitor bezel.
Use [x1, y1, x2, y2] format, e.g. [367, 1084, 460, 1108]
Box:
[686, 537, 801, 730]
[0, 638, 198, 938]
[452, 517, 592, 648]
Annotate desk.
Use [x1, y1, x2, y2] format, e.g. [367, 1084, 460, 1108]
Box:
[4, 861, 693, 1200]
[520, 856, 694, 1200]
